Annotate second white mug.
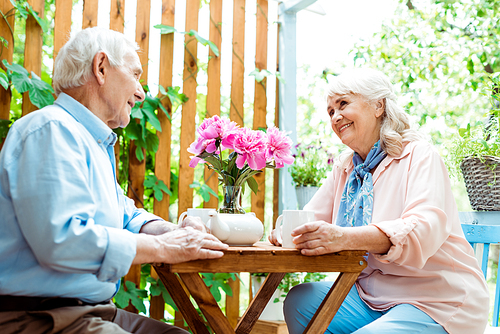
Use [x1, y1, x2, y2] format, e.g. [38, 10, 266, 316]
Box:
[276, 210, 316, 248]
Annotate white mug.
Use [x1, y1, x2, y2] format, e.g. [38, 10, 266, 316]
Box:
[276, 210, 316, 248]
[178, 208, 215, 228]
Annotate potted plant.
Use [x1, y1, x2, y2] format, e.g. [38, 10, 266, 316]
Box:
[251, 272, 327, 321]
[289, 142, 335, 209]
[447, 76, 500, 211]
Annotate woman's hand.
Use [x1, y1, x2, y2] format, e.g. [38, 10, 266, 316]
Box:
[293, 221, 392, 256]
[292, 221, 347, 255]
[268, 226, 282, 246]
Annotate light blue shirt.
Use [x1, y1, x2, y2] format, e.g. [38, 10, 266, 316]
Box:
[0, 93, 158, 303]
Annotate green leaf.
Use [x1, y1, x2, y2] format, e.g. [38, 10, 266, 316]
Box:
[144, 175, 172, 201]
[249, 68, 272, 82]
[203, 155, 223, 170]
[26, 4, 49, 33]
[246, 176, 259, 195]
[114, 280, 148, 314]
[28, 72, 54, 108]
[466, 58, 474, 75]
[10, 0, 28, 18]
[186, 29, 219, 57]
[275, 71, 286, 84]
[0, 71, 8, 90]
[142, 104, 162, 131]
[145, 131, 159, 153]
[154, 24, 177, 35]
[11, 71, 32, 93]
[0, 36, 7, 48]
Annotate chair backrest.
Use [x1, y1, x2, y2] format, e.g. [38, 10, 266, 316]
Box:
[462, 223, 500, 327]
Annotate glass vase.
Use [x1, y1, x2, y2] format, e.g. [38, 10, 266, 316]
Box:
[219, 185, 246, 214]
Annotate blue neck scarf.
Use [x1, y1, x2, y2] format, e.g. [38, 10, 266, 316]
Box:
[336, 141, 387, 227]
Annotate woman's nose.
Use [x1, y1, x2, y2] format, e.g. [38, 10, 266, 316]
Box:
[332, 112, 343, 123]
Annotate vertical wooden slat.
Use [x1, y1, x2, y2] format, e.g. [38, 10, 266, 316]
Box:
[124, 0, 152, 314]
[229, 0, 245, 126]
[204, 0, 223, 209]
[177, 0, 199, 219]
[175, 0, 200, 326]
[0, 0, 15, 126]
[82, 0, 98, 29]
[273, 17, 280, 227]
[109, 0, 125, 175]
[251, 0, 268, 223]
[21, 0, 44, 116]
[109, 0, 125, 32]
[151, 0, 176, 321]
[53, 0, 72, 61]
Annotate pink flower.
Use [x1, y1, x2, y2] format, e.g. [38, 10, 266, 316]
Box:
[197, 115, 240, 150]
[187, 138, 216, 167]
[232, 128, 268, 170]
[266, 126, 295, 168]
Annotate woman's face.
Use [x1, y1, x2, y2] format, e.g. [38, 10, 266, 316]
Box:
[327, 93, 384, 160]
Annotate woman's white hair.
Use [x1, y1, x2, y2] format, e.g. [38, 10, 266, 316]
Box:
[327, 68, 422, 157]
[52, 27, 139, 96]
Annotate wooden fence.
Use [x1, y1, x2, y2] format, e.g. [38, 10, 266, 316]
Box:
[0, 0, 281, 328]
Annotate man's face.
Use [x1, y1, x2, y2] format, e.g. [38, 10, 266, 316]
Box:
[100, 51, 145, 128]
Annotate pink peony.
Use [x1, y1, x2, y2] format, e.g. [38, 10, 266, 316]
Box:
[266, 126, 295, 168]
[232, 128, 268, 170]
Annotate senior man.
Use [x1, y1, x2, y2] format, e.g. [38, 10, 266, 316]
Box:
[0, 27, 227, 334]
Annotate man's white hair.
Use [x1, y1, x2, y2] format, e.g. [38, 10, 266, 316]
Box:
[52, 27, 139, 96]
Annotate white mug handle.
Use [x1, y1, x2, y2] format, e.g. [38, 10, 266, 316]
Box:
[178, 211, 187, 225]
[275, 215, 284, 245]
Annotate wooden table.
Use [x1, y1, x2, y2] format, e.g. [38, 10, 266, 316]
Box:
[154, 242, 367, 334]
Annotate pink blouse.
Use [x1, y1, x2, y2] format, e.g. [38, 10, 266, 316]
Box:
[304, 140, 489, 334]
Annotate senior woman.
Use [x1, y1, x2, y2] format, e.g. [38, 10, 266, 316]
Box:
[269, 68, 489, 333]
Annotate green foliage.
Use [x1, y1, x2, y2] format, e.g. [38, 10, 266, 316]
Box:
[1, 60, 54, 108]
[114, 280, 149, 314]
[144, 174, 172, 201]
[201, 273, 237, 301]
[289, 142, 335, 187]
[348, 0, 500, 145]
[8, 0, 50, 33]
[189, 180, 218, 202]
[446, 75, 500, 179]
[249, 68, 285, 84]
[154, 24, 220, 57]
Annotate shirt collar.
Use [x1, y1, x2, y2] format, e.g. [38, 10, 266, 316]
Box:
[54, 93, 117, 146]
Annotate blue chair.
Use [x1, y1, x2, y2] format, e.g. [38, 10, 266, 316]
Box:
[461, 220, 500, 327]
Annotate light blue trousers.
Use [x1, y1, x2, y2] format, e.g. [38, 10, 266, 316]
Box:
[283, 282, 448, 334]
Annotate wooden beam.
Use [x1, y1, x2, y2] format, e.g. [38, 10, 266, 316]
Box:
[204, 0, 223, 210]
[229, 0, 245, 126]
[109, 0, 125, 32]
[0, 0, 15, 122]
[22, 0, 44, 116]
[177, 0, 199, 216]
[82, 0, 98, 29]
[53, 0, 72, 60]
[251, 0, 268, 223]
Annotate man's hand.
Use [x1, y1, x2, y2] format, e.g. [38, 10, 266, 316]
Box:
[133, 227, 228, 264]
[179, 216, 208, 233]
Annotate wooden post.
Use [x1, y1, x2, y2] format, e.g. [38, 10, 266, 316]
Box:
[53, 0, 72, 61]
[22, 0, 44, 116]
[251, 0, 268, 223]
[109, 0, 125, 32]
[0, 0, 15, 128]
[175, 0, 200, 327]
[177, 0, 199, 221]
[203, 0, 223, 210]
[229, 0, 245, 126]
[109, 0, 125, 176]
[150, 0, 176, 321]
[273, 17, 280, 226]
[82, 0, 98, 29]
[124, 0, 152, 314]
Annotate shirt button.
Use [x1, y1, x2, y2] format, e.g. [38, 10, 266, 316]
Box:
[98, 139, 102, 144]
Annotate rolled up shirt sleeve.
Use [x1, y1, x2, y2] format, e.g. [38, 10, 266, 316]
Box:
[371, 144, 453, 268]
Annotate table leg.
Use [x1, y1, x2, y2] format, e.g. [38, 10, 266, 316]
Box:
[154, 270, 210, 334]
[236, 272, 286, 334]
[303, 272, 360, 334]
[178, 273, 236, 334]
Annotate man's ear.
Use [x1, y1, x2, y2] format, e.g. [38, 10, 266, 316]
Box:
[375, 98, 385, 118]
[92, 51, 108, 86]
